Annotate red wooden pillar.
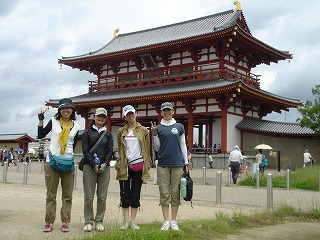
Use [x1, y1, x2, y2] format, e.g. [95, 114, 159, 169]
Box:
[85, 118, 90, 130]
[221, 108, 227, 153]
[187, 111, 194, 152]
[106, 117, 112, 132]
[198, 124, 203, 147]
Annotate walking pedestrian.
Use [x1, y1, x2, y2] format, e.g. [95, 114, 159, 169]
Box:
[82, 108, 113, 232]
[150, 102, 189, 231]
[115, 105, 151, 230]
[229, 145, 243, 184]
[37, 98, 80, 233]
[303, 149, 315, 167]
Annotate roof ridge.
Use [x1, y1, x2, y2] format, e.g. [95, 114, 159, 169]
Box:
[244, 117, 300, 126]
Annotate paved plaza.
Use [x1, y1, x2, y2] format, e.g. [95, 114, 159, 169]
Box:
[1, 162, 320, 239]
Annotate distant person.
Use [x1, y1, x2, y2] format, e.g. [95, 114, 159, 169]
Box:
[38, 98, 80, 233]
[0, 149, 3, 163]
[1, 146, 8, 166]
[255, 149, 265, 174]
[150, 102, 189, 231]
[303, 149, 314, 167]
[229, 145, 243, 184]
[82, 108, 113, 232]
[217, 143, 221, 153]
[115, 105, 151, 230]
[208, 153, 213, 168]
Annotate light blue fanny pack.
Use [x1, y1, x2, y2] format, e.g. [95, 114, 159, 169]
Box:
[49, 152, 74, 172]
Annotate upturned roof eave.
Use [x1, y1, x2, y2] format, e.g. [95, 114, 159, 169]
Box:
[239, 83, 302, 108]
[235, 27, 292, 60]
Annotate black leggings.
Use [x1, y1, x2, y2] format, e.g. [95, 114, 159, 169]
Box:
[119, 169, 143, 208]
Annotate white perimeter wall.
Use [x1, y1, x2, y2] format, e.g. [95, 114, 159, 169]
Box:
[227, 114, 242, 152]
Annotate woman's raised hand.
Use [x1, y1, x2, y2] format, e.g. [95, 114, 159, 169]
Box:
[150, 121, 157, 135]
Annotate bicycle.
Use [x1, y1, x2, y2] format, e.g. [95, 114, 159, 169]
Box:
[240, 158, 252, 178]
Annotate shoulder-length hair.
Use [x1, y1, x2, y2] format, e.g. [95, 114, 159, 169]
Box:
[54, 109, 76, 121]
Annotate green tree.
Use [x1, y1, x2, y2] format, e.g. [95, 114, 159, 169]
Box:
[297, 84, 320, 143]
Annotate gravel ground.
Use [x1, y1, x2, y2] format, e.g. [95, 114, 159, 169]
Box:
[1, 163, 320, 239]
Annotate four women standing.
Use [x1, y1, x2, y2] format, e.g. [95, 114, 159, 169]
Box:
[37, 101, 191, 232]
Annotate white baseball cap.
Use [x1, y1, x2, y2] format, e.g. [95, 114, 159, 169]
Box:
[122, 105, 136, 117]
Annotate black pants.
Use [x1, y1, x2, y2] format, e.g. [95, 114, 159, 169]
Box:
[119, 169, 143, 208]
[230, 161, 240, 180]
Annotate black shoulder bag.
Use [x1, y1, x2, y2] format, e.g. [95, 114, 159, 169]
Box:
[78, 131, 107, 171]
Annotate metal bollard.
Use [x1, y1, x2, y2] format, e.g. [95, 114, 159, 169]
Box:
[228, 167, 231, 186]
[319, 171, 320, 192]
[3, 162, 8, 183]
[286, 169, 290, 190]
[202, 167, 206, 185]
[16, 161, 20, 172]
[23, 162, 28, 185]
[256, 168, 260, 189]
[216, 171, 222, 205]
[73, 164, 78, 190]
[267, 173, 273, 210]
[40, 161, 44, 174]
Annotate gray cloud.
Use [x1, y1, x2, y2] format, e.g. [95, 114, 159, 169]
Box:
[0, 0, 319, 138]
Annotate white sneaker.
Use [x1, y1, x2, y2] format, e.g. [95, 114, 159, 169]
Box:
[130, 222, 140, 230]
[95, 222, 104, 232]
[160, 221, 170, 230]
[83, 223, 93, 232]
[170, 220, 179, 230]
[120, 221, 130, 230]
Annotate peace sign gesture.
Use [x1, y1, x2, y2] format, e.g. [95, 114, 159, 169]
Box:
[150, 121, 158, 135]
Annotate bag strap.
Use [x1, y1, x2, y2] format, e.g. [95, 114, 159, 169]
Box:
[89, 131, 107, 154]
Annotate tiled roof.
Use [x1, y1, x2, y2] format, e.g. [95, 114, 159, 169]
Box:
[0, 133, 34, 141]
[60, 10, 243, 60]
[236, 118, 314, 136]
[48, 79, 301, 106]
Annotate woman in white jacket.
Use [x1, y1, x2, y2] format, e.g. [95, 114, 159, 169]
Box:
[38, 98, 80, 233]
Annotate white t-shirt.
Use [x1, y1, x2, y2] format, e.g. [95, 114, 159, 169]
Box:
[256, 153, 263, 164]
[125, 129, 142, 162]
[229, 149, 243, 162]
[303, 152, 311, 163]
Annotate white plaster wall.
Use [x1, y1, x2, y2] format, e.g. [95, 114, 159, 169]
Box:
[111, 126, 120, 150]
[194, 106, 206, 113]
[227, 114, 242, 152]
[212, 118, 221, 147]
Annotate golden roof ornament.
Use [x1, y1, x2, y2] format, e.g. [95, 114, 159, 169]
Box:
[114, 28, 119, 38]
[233, 1, 241, 11]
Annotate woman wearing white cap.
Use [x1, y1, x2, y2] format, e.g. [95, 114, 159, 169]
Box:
[150, 102, 189, 231]
[115, 105, 151, 230]
[37, 98, 80, 233]
[81, 108, 113, 232]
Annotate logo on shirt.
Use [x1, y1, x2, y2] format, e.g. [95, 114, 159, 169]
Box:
[171, 128, 178, 135]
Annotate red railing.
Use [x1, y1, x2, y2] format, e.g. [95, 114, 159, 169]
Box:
[88, 66, 260, 93]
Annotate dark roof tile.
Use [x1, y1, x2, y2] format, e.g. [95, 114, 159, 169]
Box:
[236, 118, 314, 136]
[61, 10, 241, 60]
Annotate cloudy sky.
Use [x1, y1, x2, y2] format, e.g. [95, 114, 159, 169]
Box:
[1, 0, 319, 139]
